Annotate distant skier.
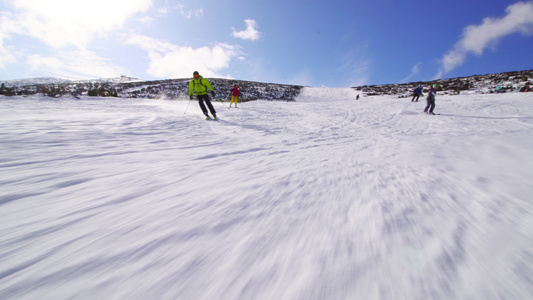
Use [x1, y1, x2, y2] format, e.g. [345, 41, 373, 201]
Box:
[230, 84, 240, 108]
[189, 71, 217, 120]
[411, 85, 423, 102]
[356, 94, 360, 100]
[424, 84, 438, 115]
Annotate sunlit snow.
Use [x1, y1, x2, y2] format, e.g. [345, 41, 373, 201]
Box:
[1, 89, 532, 299]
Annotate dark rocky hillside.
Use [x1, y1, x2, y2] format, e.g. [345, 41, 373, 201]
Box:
[1, 69, 532, 100]
[355, 69, 533, 97]
[0, 76, 303, 101]
[118, 78, 302, 101]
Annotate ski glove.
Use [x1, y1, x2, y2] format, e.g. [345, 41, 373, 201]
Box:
[190, 95, 193, 100]
[211, 91, 215, 97]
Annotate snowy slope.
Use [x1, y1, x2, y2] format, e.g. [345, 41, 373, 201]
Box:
[1, 90, 532, 299]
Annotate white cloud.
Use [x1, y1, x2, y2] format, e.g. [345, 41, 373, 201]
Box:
[124, 33, 241, 78]
[27, 50, 130, 79]
[3, 0, 153, 49]
[338, 43, 371, 87]
[157, 8, 170, 17]
[287, 69, 313, 86]
[401, 62, 422, 83]
[0, 11, 23, 68]
[140, 16, 155, 24]
[27, 54, 62, 71]
[177, 4, 203, 19]
[0, 33, 17, 68]
[232, 19, 261, 41]
[346, 61, 370, 87]
[438, 1, 533, 77]
[0, 0, 152, 77]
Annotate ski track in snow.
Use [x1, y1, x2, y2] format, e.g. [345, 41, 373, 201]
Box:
[1, 90, 533, 299]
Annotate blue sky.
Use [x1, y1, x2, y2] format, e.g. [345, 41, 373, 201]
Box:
[1, 0, 533, 87]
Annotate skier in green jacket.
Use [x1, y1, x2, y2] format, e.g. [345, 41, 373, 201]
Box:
[189, 71, 217, 120]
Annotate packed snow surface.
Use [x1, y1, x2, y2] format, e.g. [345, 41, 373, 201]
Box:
[1, 89, 533, 299]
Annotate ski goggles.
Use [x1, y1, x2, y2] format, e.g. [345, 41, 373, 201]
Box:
[193, 75, 199, 78]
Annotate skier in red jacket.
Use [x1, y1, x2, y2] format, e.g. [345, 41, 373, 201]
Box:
[230, 85, 240, 108]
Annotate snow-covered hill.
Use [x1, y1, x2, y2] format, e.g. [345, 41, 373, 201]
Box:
[116, 78, 302, 101]
[1, 90, 532, 299]
[0, 75, 142, 87]
[356, 69, 533, 97]
[2, 69, 532, 100]
[0, 76, 303, 101]
[0, 77, 71, 86]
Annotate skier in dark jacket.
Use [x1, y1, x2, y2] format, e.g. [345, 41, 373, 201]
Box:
[424, 85, 438, 115]
[189, 71, 217, 120]
[411, 85, 423, 102]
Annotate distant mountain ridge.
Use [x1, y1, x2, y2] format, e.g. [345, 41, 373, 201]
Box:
[1, 70, 532, 100]
[1, 77, 71, 86]
[355, 69, 533, 96]
[0, 75, 143, 87]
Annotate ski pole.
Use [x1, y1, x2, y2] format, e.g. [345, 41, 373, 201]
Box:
[184, 97, 192, 114]
[216, 98, 229, 109]
[225, 92, 231, 109]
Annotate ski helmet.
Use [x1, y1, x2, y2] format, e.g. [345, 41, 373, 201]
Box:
[193, 71, 199, 76]
[433, 84, 439, 88]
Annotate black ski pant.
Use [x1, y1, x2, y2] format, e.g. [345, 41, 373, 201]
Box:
[197, 94, 216, 117]
[411, 94, 420, 102]
[424, 97, 435, 113]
